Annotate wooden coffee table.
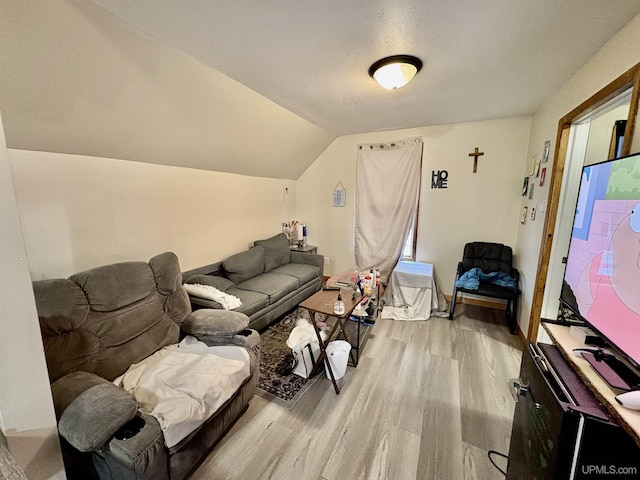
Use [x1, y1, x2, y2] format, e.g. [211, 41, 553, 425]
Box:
[299, 288, 362, 394]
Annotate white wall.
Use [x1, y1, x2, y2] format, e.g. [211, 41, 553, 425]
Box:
[297, 117, 532, 292]
[517, 13, 640, 337]
[584, 104, 630, 166]
[0, 0, 334, 180]
[0, 115, 65, 477]
[9, 150, 298, 279]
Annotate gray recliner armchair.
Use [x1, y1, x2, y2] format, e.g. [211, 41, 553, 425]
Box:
[33, 252, 260, 480]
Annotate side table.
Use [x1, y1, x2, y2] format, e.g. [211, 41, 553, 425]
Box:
[347, 284, 382, 366]
[299, 288, 360, 394]
[289, 244, 318, 254]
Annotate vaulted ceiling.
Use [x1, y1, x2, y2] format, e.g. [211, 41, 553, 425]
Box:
[1, 0, 639, 179]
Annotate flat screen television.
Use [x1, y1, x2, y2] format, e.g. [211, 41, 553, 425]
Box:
[561, 151, 640, 390]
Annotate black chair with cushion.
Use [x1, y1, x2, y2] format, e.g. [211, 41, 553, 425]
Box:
[449, 242, 520, 334]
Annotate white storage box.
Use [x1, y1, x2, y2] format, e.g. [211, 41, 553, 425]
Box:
[292, 341, 322, 378]
[287, 322, 327, 378]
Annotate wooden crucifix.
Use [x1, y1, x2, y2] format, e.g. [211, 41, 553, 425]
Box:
[469, 147, 484, 173]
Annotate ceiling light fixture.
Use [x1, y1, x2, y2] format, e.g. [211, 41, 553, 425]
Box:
[368, 55, 423, 90]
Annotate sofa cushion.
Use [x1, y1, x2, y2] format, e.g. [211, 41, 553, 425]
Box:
[70, 262, 157, 312]
[225, 288, 270, 317]
[233, 273, 298, 305]
[183, 310, 249, 335]
[271, 263, 320, 286]
[223, 246, 265, 284]
[254, 233, 290, 272]
[184, 274, 234, 292]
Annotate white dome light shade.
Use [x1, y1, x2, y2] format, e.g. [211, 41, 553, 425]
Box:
[369, 55, 423, 90]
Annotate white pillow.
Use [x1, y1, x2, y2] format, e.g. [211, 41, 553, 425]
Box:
[183, 283, 242, 310]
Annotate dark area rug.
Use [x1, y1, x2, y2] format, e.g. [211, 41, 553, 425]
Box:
[257, 307, 326, 409]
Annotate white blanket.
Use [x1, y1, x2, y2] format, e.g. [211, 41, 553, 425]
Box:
[183, 283, 242, 310]
[114, 336, 250, 448]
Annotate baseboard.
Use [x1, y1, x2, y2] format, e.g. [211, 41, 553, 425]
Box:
[443, 294, 506, 311]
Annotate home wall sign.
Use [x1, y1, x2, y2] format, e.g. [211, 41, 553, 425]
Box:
[431, 170, 448, 188]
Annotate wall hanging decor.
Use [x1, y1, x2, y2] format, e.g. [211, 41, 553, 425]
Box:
[542, 140, 551, 163]
[333, 181, 346, 207]
[431, 170, 449, 188]
[540, 167, 547, 187]
[468, 147, 484, 173]
[528, 155, 537, 176]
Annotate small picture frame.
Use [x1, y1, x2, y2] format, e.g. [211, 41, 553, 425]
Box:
[540, 167, 547, 187]
[522, 177, 529, 196]
[542, 140, 551, 163]
[521, 206, 528, 224]
[534, 157, 541, 178]
[333, 181, 346, 207]
[528, 155, 537, 176]
[530, 206, 537, 221]
[528, 183, 535, 200]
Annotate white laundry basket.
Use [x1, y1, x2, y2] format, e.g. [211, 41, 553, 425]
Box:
[324, 340, 351, 380]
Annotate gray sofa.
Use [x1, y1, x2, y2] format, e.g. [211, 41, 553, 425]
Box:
[182, 233, 324, 331]
[33, 252, 259, 480]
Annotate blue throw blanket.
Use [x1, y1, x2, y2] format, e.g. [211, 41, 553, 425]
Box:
[455, 267, 515, 290]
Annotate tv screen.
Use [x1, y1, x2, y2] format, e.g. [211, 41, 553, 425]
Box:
[562, 152, 640, 368]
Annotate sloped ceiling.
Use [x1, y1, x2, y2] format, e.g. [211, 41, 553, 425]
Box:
[0, 0, 334, 179]
[1, 0, 640, 179]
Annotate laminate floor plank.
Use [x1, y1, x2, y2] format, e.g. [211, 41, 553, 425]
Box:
[390, 321, 435, 436]
[321, 337, 407, 480]
[462, 442, 507, 480]
[191, 305, 523, 480]
[422, 315, 456, 360]
[453, 314, 522, 453]
[416, 353, 463, 480]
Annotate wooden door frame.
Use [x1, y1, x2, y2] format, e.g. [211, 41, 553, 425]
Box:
[527, 62, 640, 341]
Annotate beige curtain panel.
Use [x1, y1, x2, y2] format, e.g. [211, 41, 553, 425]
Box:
[355, 136, 423, 278]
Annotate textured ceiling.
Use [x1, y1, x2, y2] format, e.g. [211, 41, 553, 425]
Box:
[1, 1, 639, 179]
[89, 0, 640, 134]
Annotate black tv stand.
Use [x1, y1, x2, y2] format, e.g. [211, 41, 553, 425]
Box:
[580, 349, 640, 391]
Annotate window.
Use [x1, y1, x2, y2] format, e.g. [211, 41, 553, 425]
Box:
[401, 212, 418, 260]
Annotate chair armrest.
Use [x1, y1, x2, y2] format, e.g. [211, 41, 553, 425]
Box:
[512, 268, 521, 292]
[290, 251, 324, 277]
[51, 372, 138, 452]
[182, 309, 249, 336]
[195, 328, 261, 351]
[455, 261, 465, 277]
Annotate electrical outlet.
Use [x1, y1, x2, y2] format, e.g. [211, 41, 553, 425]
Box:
[324, 257, 331, 265]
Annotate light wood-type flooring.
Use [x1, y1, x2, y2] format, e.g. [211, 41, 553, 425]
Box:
[192, 304, 524, 480]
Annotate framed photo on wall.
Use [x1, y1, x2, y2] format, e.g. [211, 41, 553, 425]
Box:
[528, 155, 537, 176]
[542, 140, 551, 163]
[540, 167, 547, 187]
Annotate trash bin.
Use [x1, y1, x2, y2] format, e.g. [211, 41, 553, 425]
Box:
[324, 340, 351, 380]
